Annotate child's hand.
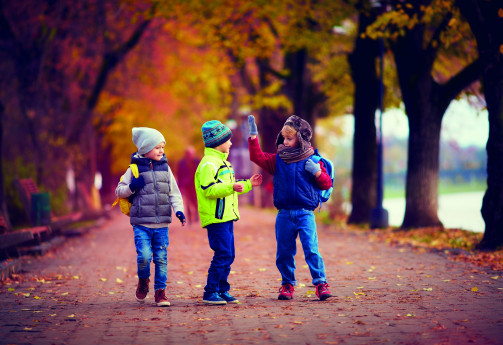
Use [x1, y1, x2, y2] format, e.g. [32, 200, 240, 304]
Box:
[305, 159, 321, 176]
[233, 183, 245, 193]
[248, 115, 258, 137]
[129, 175, 145, 192]
[176, 211, 186, 226]
[250, 174, 263, 187]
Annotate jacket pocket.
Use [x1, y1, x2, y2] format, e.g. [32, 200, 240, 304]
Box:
[215, 198, 225, 219]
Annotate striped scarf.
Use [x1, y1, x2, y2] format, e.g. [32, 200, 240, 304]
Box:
[277, 144, 314, 164]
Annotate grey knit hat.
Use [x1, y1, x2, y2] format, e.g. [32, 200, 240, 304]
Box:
[132, 127, 166, 155]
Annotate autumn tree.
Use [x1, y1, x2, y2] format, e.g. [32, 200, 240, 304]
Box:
[153, 0, 352, 205]
[0, 0, 153, 215]
[367, 0, 481, 228]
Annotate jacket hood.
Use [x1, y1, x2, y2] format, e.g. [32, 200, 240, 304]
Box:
[275, 115, 313, 152]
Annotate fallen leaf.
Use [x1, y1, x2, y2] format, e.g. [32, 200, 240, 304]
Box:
[72, 276, 79, 280]
[61, 292, 69, 296]
[423, 288, 433, 291]
[368, 277, 376, 280]
[67, 314, 75, 318]
[100, 278, 107, 282]
[490, 276, 499, 280]
[34, 296, 42, 299]
[258, 268, 266, 272]
[116, 278, 123, 283]
[471, 287, 478, 292]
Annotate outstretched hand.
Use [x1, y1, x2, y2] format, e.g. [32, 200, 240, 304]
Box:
[248, 115, 258, 137]
[233, 183, 245, 193]
[250, 174, 263, 187]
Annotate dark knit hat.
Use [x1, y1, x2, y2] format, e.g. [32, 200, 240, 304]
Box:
[201, 120, 232, 148]
[275, 115, 313, 152]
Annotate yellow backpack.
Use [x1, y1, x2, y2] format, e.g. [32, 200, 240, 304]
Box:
[112, 164, 139, 216]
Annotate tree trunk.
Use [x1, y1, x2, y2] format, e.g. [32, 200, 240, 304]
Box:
[479, 63, 503, 249]
[457, 0, 503, 249]
[402, 103, 443, 227]
[347, 10, 379, 224]
[0, 101, 10, 230]
[392, 26, 445, 228]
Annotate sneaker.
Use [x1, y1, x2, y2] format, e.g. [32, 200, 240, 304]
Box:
[154, 289, 171, 307]
[219, 291, 239, 304]
[315, 282, 332, 301]
[135, 278, 149, 303]
[203, 292, 227, 305]
[278, 283, 294, 300]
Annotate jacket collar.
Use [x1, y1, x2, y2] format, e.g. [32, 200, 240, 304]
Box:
[131, 152, 168, 166]
[204, 147, 229, 160]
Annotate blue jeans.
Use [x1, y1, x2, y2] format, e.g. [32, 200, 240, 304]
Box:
[133, 225, 169, 291]
[275, 209, 327, 286]
[205, 221, 235, 294]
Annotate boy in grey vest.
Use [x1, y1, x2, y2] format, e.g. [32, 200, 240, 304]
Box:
[116, 127, 186, 306]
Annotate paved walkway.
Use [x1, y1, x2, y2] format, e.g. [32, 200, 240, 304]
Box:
[1, 207, 502, 345]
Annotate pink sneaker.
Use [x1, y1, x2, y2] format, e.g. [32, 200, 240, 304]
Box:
[154, 289, 170, 307]
[315, 283, 332, 301]
[135, 278, 149, 303]
[278, 283, 294, 300]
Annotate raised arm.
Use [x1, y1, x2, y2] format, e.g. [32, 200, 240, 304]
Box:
[247, 115, 276, 174]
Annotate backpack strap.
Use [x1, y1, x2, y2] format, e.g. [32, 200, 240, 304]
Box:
[130, 164, 139, 178]
[112, 164, 139, 208]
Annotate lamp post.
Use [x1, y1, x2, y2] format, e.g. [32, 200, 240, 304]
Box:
[370, 1, 389, 229]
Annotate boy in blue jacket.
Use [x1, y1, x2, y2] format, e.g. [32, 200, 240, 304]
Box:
[248, 115, 333, 301]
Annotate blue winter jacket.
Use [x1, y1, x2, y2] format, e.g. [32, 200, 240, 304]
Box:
[273, 155, 320, 211]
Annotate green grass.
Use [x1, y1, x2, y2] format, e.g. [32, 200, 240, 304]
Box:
[383, 180, 486, 200]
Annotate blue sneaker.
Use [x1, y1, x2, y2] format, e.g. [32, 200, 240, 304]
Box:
[203, 292, 227, 305]
[219, 291, 239, 304]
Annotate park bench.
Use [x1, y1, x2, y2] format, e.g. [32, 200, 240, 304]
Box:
[0, 211, 52, 280]
[14, 178, 83, 231]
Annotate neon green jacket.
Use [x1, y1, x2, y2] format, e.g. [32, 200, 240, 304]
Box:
[195, 147, 252, 228]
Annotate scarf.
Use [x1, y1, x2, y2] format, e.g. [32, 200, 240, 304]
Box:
[277, 144, 314, 164]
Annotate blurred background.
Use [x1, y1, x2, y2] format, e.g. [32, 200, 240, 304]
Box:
[0, 0, 499, 241]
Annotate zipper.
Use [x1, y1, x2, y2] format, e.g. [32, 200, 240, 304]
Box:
[150, 160, 159, 223]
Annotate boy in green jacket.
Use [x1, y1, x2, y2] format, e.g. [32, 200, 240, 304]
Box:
[195, 120, 262, 305]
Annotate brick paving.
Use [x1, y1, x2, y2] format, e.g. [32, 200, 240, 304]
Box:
[1, 206, 502, 345]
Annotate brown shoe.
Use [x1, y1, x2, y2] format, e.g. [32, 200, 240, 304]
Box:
[135, 278, 149, 303]
[154, 289, 170, 307]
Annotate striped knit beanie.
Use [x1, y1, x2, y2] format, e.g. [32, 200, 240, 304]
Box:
[201, 120, 232, 148]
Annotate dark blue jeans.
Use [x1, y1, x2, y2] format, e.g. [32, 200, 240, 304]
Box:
[133, 225, 169, 291]
[275, 209, 327, 286]
[205, 221, 235, 294]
